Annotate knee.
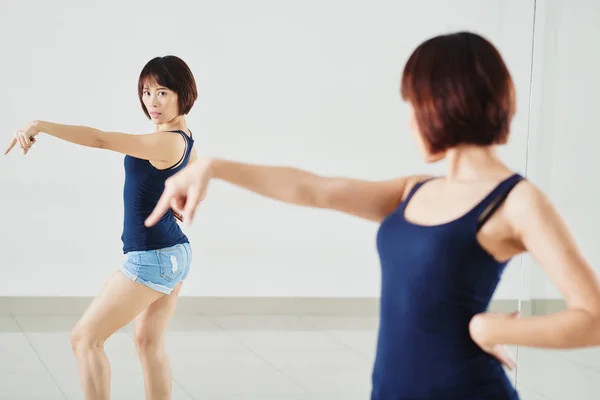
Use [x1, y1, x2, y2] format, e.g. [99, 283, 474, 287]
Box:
[134, 330, 163, 354]
[70, 324, 105, 352]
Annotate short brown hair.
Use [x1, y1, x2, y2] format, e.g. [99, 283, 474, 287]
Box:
[401, 31, 516, 154]
[138, 56, 198, 119]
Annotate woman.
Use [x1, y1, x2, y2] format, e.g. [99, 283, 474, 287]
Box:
[6, 55, 198, 399]
[146, 32, 600, 399]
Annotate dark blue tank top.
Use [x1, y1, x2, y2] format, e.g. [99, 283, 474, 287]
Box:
[372, 173, 523, 400]
[121, 130, 194, 253]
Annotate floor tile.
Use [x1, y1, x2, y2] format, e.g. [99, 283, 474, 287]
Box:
[2, 314, 600, 400]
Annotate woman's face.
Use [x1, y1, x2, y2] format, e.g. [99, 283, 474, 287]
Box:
[141, 79, 180, 124]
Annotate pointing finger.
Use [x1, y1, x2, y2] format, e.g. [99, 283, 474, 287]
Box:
[4, 138, 17, 155]
[182, 186, 202, 226]
[145, 187, 175, 227]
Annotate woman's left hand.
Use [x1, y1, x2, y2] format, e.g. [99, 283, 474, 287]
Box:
[5, 121, 41, 155]
[469, 311, 520, 370]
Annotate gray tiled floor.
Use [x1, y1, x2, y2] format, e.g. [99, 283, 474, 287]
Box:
[0, 315, 596, 399]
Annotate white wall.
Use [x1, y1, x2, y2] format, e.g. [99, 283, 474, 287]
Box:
[523, 0, 600, 300]
[0, 0, 536, 298]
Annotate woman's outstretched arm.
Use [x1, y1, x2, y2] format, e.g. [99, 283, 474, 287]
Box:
[6, 120, 186, 164]
[145, 156, 428, 227]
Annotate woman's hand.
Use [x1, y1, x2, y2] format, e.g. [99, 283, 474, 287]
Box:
[145, 158, 213, 227]
[469, 311, 520, 370]
[5, 121, 41, 155]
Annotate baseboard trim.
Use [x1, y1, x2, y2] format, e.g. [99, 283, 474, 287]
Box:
[0, 297, 566, 317]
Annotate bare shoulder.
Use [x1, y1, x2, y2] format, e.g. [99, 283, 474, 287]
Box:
[503, 178, 581, 259]
[322, 173, 433, 222]
[503, 179, 553, 232]
[399, 174, 435, 202]
[147, 130, 189, 147]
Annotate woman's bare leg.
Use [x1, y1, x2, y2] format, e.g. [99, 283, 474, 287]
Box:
[70, 271, 164, 400]
[134, 282, 183, 400]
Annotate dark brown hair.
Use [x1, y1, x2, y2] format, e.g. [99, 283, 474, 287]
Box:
[138, 56, 198, 119]
[401, 31, 516, 154]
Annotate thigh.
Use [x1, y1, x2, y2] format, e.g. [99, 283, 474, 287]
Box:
[74, 271, 165, 341]
[134, 281, 183, 340]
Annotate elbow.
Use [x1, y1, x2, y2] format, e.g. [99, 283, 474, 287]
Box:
[94, 130, 107, 149]
[569, 306, 600, 346]
[308, 177, 339, 209]
[586, 309, 600, 346]
[295, 184, 321, 208]
[294, 175, 329, 208]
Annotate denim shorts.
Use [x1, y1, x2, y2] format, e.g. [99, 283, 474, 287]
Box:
[120, 243, 192, 295]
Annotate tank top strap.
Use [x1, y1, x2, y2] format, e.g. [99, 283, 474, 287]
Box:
[180, 129, 193, 141]
[162, 130, 193, 170]
[471, 173, 525, 231]
[170, 129, 193, 143]
[400, 176, 438, 209]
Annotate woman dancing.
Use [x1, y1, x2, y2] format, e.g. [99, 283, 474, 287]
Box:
[6, 55, 198, 400]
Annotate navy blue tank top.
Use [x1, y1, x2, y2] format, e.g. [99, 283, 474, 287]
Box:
[121, 130, 194, 253]
[372, 173, 523, 400]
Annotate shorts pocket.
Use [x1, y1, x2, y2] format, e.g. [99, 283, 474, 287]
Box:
[156, 245, 185, 282]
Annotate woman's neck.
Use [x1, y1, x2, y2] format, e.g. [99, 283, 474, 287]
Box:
[444, 145, 511, 182]
[155, 115, 188, 133]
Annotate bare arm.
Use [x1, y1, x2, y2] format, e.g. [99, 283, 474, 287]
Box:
[209, 158, 426, 222]
[146, 157, 426, 227]
[34, 121, 186, 163]
[473, 181, 600, 348]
